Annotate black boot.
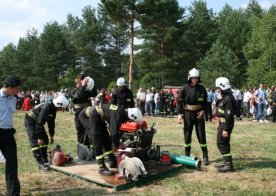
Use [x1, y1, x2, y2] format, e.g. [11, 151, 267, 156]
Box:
[108, 153, 117, 168]
[217, 156, 234, 172]
[202, 150, 210, 166]
[185, 147, 191, 156]
[40, 147, 49, 165]
[214, 161, 225, 168]
[38, 163, 50, 172]
[98, 159, 114, 176]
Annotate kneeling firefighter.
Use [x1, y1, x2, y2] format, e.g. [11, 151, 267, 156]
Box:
[215, 77, 236, 172]
[24, 95, 69, 171]
[86, 104, 142, 176]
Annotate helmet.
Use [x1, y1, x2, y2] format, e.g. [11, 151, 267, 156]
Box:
[117, 77, 126, 86]
[127, 108, 142, 122]
[188, 68, 200, 80]
[215, 77, 231, 90]
[53, 95, 69, 108]
[52, 151, 66, 166]
[84, 76, 94, 91]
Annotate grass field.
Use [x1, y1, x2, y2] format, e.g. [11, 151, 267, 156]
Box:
[1, 111, 276, 195]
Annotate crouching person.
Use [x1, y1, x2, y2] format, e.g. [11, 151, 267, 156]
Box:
[24, 95, 69, 171]
[215, 77, 236, 172]
[86, 104, 142, 176]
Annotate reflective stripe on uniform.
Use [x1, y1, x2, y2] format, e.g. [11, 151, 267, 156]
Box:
[198, 98, 204, 101]
[31, 144, 48, 152]
[184, 143, 191, 147]
[218, 108, 224, 114]
[222, 153, 231, 157]
[200, 144, 208, 147]
[95, 150, 113, 160]
[109, 104, 118, 110]
[127, 99, 131, 102]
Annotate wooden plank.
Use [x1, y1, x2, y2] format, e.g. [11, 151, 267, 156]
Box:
[50, 159, 184, 191]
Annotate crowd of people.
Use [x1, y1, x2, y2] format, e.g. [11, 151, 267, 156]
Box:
[1, 71, 275, 195]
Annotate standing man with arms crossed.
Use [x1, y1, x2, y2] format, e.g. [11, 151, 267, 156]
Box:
[214, 77, 236, 172]
[177, 68, 209, 165]
[0, 76, 21, 196]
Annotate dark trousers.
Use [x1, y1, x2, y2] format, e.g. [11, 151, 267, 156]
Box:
[236, 100, 242, 118]
[0, 129, 20, 196]
[205, 102, 212, 121]
[89, 108, 112, 157]
[78, 111, 93, 145]
[138, 100, 145, 115]
[272, 105, 276, 122]
[217, 123, 233, 155]
[74, 109, 89, 145]
[183, 110, 208, 156]
[25, 115, 49, 163]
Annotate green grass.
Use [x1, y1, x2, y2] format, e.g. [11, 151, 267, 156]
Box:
[1, 111, 276, 195]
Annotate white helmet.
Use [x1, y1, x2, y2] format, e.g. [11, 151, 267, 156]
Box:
[53, 95, 69, 108]
[117, 77, 126, 86]
[127, 108, 142, 122]
[215, 77, 231, 90]
[188, 68, 200, 80]
[84, 76, 94, 91]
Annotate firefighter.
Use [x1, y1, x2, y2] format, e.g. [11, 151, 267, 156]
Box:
[86, 104, 142, 176]
[214, 77, 236, 172]
[24, 95, 69, 171]
[177, 68, 209, 165]
[110, 77, 135, 109]
[71, 74, 97, 145]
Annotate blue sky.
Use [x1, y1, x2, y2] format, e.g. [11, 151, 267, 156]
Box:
[0, 0, 274, 50]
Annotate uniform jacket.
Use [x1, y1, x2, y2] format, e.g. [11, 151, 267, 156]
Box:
[100, 104, 129, 148]
[110, 86, 134, 109]
[216, 91, 236, 131]
[177, 83, 207, 114]
[71, 86, 97, 105]
[29, 102, 57, 139]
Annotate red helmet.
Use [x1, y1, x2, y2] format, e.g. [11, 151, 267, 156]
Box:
[52, 151, 66, 166]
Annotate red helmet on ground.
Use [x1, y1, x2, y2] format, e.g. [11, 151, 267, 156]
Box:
[52, 151, 66, 166]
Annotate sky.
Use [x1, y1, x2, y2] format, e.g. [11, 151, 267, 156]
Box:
[0, 0, 275, 50]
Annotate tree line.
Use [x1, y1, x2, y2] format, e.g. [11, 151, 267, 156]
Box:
[0, 0, 275, 91]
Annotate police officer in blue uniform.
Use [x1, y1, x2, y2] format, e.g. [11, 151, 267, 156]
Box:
[0, 76, 21, 196]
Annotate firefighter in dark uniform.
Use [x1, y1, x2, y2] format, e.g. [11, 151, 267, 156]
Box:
[214, 77, 236, 172]
[78, 106, 93, 149]
[24, 95, 69, 171]
[0, 76, 21, 196]
[177, 68, 209, 165]
[110, 77, 135, 109]
[71, 75, 97, 145]
[86, 104, 142, 176]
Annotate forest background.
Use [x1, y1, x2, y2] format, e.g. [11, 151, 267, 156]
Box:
[0, 0, 275, 91]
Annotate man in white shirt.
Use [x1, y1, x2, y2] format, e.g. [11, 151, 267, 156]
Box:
[136, 88, 146, 115]
[243, 89, 252, 118]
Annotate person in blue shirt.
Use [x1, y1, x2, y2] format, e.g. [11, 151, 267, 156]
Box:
[205, 88, 213, 122]
[0, 76, 21, 196]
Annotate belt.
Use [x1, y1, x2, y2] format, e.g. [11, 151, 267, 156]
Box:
[184, 104, 202, 111]
[217, 118, 225, 123]
[95, 106, 104, 120]
[273, 103, 276, 105]
[0, 128, 12, 131]
[27, 110, 37, 120]
[84, 106, 92, 118]
[74, 103, 90, 109]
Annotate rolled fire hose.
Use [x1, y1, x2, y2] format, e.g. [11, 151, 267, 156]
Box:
[169, 154, 201, 170]
[118, 157, 147, 181]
